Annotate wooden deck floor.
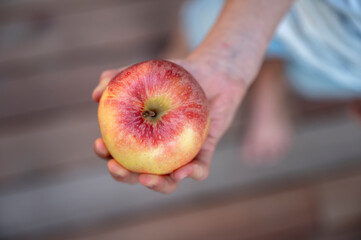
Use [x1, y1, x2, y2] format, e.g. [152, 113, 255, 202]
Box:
[1, 1, 361, 239]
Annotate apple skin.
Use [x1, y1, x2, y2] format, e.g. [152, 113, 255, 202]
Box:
[98, 60, 210, 174]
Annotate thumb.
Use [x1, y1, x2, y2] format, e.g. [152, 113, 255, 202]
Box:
[92, 68, 125, 102]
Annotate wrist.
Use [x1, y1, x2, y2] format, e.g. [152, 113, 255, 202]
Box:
[180, 54, 247, 106]
[187, 31, 269, 88]
[186, 51, 247, 85]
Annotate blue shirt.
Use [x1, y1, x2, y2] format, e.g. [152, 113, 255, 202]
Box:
[181, 0, 361, 99]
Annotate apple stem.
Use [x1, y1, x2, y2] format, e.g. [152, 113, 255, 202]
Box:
[142, 110, 156, 118]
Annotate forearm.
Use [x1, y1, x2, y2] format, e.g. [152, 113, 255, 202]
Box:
[188, 0, 293, 86]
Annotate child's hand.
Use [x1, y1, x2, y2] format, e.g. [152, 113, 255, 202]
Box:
[91, 0, 293, 193]
[92, 58, 245, 194]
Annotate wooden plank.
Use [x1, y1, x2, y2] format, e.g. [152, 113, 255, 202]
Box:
[0, 26, 168, 80]
[0, 102, 239, 184]
[319, 174, 361, 232]
[0, 50, 146, 119]
[1, 106, 361, 186]
[0, 0, 178, 118]
[56, 187, 317, 240]
[0, 1, 179, 118]
[0, 0, 137, 24]
[1, 112, 361, 239]
[0, 104, 99, 184]
[0, 0, 179, 64]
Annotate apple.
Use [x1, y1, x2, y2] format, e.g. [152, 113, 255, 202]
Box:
[98, 60, 210, 174]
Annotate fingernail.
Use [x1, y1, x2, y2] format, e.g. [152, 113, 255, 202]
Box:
[92, 88, 101, 101]
[193, 165, 204, 179]
[109, 161, 127, 177]
[95, 139, 107, 156]
[93, 86, 102, 94]
[93, 80, 108, 96]
[144, 176, 157, 188]
[92, 88, 98, 98]
[177, 173, 187, 181]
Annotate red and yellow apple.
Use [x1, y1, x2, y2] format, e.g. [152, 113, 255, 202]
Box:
[98, 60, 210, 174]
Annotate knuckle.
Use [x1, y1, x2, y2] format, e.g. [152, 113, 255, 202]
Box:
[206, 137, 218, 149]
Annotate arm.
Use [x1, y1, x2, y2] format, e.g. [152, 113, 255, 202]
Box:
[189, 0, 292, 85]
[93, 0, 293, 194]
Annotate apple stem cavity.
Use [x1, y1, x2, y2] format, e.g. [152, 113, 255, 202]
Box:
[142, 110, 157, 118]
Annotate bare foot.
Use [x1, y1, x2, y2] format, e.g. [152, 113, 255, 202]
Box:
[241, 59, 292, 166]
[242, 108, 292, 165]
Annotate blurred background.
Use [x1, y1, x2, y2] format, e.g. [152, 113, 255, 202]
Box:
[1, 0, 361, 239]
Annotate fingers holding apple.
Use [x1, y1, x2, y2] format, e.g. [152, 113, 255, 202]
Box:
[94, 138, 110, 159]
[92, 68, 126, 102]
[94, 138, 141, 186]
[172, 134, 216, 182]
[138, 174, 178, 194]
[106, 159, 180, 194]
[98, 60, 210, 174]
[93, 59, 221, 193]
[107, 159, 139, 185]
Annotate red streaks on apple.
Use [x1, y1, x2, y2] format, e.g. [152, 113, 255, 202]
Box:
[98, 60, 210, 174]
